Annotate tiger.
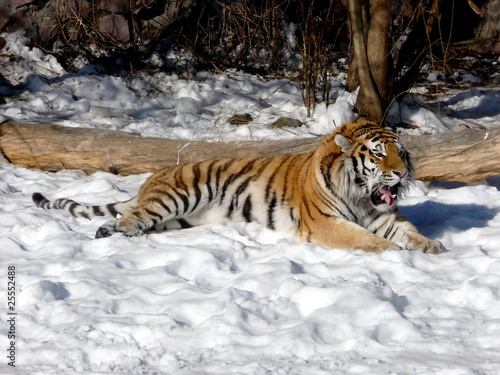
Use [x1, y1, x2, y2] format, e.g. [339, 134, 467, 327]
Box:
[32, 118, 444, 254]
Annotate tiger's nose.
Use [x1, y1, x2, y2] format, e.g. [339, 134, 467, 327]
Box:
[394, 169, 407, 178]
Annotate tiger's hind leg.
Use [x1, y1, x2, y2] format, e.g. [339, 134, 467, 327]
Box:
[95, 206, 201, 238]
[95, 212, 152, 238]
[95, 220, 120, 238]
[95, 202, 180, 238]
[94, 168, 209, 238]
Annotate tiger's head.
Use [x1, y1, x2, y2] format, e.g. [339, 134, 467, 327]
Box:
[319, 119, 413, 212]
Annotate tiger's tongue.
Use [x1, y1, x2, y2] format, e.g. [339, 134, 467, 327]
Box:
[379, 187, 395, 206]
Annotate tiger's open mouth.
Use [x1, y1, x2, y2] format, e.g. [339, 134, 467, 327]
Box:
[371, 184, 399, 206]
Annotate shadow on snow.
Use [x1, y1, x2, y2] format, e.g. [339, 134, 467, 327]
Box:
[399, 200, 498, 239]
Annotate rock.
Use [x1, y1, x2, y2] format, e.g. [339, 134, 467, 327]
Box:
[271, 117, 304, 128]
[228, 113, 253, 125]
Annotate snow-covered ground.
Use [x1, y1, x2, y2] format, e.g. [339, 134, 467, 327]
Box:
[1, 31, 500, 374]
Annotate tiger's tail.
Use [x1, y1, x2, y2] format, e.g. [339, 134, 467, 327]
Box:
[32, 192, 136, 219]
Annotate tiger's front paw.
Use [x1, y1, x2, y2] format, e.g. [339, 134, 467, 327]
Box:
[408, 237, 445, 254]
[421, 239, 445, 254]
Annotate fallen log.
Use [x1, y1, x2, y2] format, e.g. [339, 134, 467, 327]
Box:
[0, 121, 321, 175]
[0, 120, 499, 183]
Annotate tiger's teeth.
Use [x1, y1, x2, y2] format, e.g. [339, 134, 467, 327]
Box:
[392, 194, 397, 198]
[381, 194, 386, 201]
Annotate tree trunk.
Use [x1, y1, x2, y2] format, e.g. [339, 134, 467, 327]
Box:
[1, 121, 500, 184]
[346, 0, 369, 91]
[347, 0, 448, 120]
[347, 0, 384, 122]
[365, 0, 392, 110]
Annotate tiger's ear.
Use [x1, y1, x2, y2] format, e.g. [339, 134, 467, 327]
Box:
[334, 133, 352, 152]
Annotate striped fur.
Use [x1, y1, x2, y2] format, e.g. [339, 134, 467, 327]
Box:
[32, 119, 444, 253]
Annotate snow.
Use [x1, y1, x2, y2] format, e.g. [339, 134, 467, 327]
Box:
[1, 30, 500, 374]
